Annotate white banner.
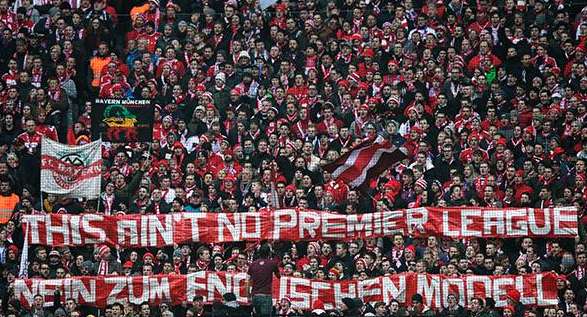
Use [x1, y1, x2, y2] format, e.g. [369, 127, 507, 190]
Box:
[41, 138, 102, 198]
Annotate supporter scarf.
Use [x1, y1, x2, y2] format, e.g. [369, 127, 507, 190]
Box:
[353, 111, 370, 136]
[338, 135, 352, 149]
[391, 247, 404, 267]
[48, 87, 61, 102]
[57, 73, 69, 84]
[196, 259, 209, 271]
[317, 142, 328, 158]
[31, 67, 42, 84]
[321, 64, 332, 81]
[352, 17, 363, 33]
[102, 193, 114, 215]
[286, 111, 298, 123]
[97, 259, 109, 275]
[336, 52, 352, 64]
[576, 266, 585, 280]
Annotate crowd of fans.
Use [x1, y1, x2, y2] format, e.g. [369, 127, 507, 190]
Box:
[0, 0, 587, 315]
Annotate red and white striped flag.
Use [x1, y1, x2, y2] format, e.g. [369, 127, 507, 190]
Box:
[324, 137, 407, 188]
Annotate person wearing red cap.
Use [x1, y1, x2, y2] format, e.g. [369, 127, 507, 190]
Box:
[502, 305, 515, 317]
[506, 289, 524, 317]
[280, 184, 298, 208]
[328, 267, 341, 280]
[122, 260, 134, 276]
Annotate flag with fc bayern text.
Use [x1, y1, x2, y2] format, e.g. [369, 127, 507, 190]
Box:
[41, 137, 102, 199]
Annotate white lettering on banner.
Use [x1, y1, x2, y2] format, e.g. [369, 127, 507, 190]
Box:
[128, 277, 149, 304]
[278, 277, 288, 303]
[183, 213, 206, 242]
[407, 208, 428, 233]
[105, 277, 127, 305]
[528, 208, 550, 235]
[70, 216, 82, 245]
[118, 220, 138, 245]
[232, 273, 248, 302]
[149, 277, 171, 302]
[15, 273, 559, 310]
[461, 209, 481, 237]
[441, 278, 465, 308]
[186, 271, 207, 302]
[516, 276, 535, 305]
[21, 207, 579, 247]
[443, 211, 459, 237]
[46, 215, 70, 245]
[492, 277, 515, 307]
[322, 213, 345, 239]
[417, 274, 441, 308]
[464, 275, 492, 303]
[372, 212, 382, 235]
[299, 211, 320, 239]
[333, 282, 357, 306]
[382, 275, 406, 303]
[358, 278, 381, 302]
[289, 278, 311, 309]
[14, 279, 35, 307]
[140, 216, 148, 247]
[38, 279, 62, 302]
[218, 214, 241, 242]
[207, 273, 230, 300]
[149, 215, 174, 246]
[24, 215, 44, 244]
[554, 207, 578, 236]
[310, 281, 332, 309]
[63, 279, 96, 305]
[506, 209, 528, 236]
[380, 210, 403, 235]
[536, 274, 557, 306]
[483, 209, 505, 235]
[25, 279, 93, 307]
[241, 213, 261, 239]
[273, 209, 296, 240]
[82, 214, 106, 244]
[347, 213, 373, 237]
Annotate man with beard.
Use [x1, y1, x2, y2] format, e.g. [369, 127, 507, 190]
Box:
[89, 42, 112, 93]
[0, 176, 19, 224]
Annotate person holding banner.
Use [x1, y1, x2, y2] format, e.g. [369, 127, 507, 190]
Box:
[248, 243, 280, 317]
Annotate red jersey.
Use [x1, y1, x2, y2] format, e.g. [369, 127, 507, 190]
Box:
[36, 125, 58, 141]
[17, 131, 43, 154]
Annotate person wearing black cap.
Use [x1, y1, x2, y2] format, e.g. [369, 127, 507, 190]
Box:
[340, 297, 362, 317]
[210, 292, 248, 317]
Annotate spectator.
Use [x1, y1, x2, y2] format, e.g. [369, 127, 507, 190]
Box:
[211, 292, 248, 317]
[0, 175, 18, 224]
[248, 243, 280, 317]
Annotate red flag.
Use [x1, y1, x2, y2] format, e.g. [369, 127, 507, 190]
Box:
[324, 137, 407, 188]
